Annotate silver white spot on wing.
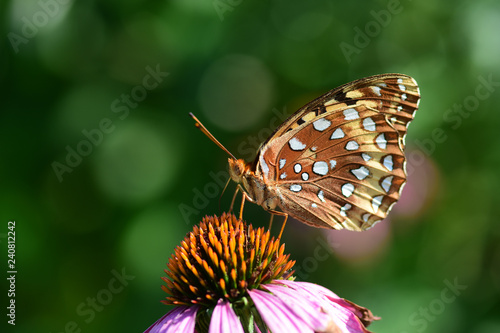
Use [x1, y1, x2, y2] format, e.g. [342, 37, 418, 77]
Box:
[330, 128, 345, 139]
[340, 203, 352, 217]
[345, 140, 359, 151]
[260, 156, 270, 177]
[381, 176, 393, 192]
[301, 172, 309, 181]
[401, 93, 407, 101]
[383, 155, 393, 171]
[351, 166, 370, 180]
[398, 182, 406, 196]
[329, 160, 337, 169]
[294, 163, 302, 173]
[372, 86, 382, 96]
[289, 137, 307, 151]
[311, 146, 318, 151]
[397, 105, 403, 112]
[343, 108, 359, 120]
[371, 195, 383, 212]
[397, 78, 406, 92]
[362, 117, 376, 131]
[362, 213, 370, 223]
[290, 184, 302, 192]
[312, 161, 329, 176]
[313, 118, 331, 132]
[368, 220, 382, 229]
[362, 153, 372, 162]
[280, 172, 287, 180]
[279, 159, 286, 169]
[375, 133, 387, 149]
[311, 203, 318, 208]
[317, 190, 325, 202]
[341, 183, 355, 197]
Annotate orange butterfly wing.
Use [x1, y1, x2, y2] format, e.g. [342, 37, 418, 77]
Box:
[255, 74, 420, 230]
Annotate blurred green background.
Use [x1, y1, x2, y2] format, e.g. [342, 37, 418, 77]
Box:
[1, 0, 500, 332]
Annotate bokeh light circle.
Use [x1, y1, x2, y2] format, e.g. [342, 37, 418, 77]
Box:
[92, 119, 181, 204]
[198, 54, 274, 132]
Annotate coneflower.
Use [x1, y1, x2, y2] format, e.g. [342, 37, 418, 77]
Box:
[144, 213, 378, 333]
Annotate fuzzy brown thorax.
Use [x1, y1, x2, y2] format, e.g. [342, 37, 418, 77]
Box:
[228, 158, 281, 211]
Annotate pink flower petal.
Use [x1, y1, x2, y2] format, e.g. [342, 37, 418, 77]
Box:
[271, 280, 372, 333]
[209, 299, 244, 333]
[326, 298, 373, 325]
[249, 289, 315, 333]
[275, 280, 341, 300]
[288, 281, 378, 328]
[144, 305, 198, 333]
[263, 284, 331, 331]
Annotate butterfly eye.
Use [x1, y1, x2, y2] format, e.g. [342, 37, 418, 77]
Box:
[228, 158, 247, 182]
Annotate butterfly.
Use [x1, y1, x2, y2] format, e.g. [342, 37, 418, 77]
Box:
[191, 73, 420, 232]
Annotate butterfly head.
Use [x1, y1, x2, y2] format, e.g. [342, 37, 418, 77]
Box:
[228, 158, 249, 184]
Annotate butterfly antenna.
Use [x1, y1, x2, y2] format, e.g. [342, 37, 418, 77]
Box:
[189, 113, 237, 160]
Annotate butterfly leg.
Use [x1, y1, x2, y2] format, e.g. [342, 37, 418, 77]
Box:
[231, 185, 255, 220]
[266, 209, 288, 240]
[239, 191, 249, 220]
[229, 187, 240, 213]
[268, 214, 274, 232]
